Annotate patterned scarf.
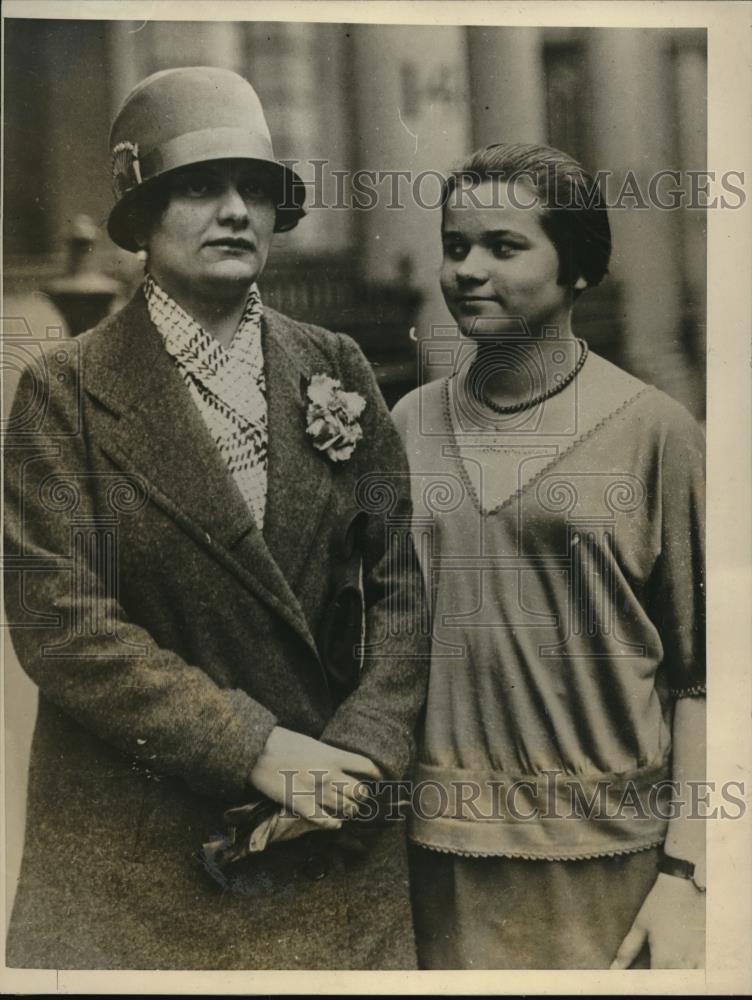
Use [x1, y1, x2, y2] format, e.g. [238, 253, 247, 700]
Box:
[144, 273, 268, 529]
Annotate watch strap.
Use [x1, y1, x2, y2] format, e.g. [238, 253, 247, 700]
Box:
[658, 849, 706, 891]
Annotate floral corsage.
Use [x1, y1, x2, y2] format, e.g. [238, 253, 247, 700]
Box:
[302, 373, 366, 463]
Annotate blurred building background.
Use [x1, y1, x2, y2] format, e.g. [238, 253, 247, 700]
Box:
[3, 17, 706, 918]
[4, 18, 706, 412]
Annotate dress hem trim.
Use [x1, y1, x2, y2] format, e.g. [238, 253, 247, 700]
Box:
[408, 836, 665, 862]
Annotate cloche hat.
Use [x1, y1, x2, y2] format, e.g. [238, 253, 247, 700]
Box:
[107, 66, 306, 251]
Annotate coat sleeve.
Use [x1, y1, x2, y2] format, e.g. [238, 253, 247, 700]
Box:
[4, 356, 277, 801]
[317, 334, 429, 780]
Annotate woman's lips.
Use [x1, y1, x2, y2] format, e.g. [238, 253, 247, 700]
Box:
[205, 238, 256, 252]
[456, 296, 499, 306]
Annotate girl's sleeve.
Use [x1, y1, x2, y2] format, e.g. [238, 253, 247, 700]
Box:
[649, 405, 706, 698]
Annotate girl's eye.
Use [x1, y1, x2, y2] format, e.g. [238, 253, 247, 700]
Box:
[443, 243, 468, 261]
[491, 243, 518, 259]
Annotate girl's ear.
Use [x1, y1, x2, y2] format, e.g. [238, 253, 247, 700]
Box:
[574, 276, 588, 290]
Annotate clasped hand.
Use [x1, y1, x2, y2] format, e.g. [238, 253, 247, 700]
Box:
[248, 726, 382, 843]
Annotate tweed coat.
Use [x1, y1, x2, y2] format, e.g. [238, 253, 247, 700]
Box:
[4, 290, 429, 970]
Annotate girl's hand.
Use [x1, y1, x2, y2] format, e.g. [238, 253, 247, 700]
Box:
[610, 873, 705, 969]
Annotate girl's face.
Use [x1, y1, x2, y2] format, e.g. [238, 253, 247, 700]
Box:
[440, 179, 574, 340]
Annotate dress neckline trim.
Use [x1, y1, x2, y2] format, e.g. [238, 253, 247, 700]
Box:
[441, 377, 654, 518]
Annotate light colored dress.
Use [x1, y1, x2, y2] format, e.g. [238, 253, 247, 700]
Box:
[392, 350, 705, 967]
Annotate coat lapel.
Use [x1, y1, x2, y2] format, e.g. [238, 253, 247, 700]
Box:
[260, 310, 333, 589]
[83, 292, 318, 655]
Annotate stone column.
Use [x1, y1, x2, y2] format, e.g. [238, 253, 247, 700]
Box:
[107, 20, 243, 113]
[587, 29, 696, 411]
[466, 27, 547, 147]
[350, 24, 473, 370]
[673, 33, 708, 415]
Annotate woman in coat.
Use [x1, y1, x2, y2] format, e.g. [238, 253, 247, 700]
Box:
[4, 66, 428, 970]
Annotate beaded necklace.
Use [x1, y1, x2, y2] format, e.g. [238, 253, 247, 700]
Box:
[469, 337, 589, 415]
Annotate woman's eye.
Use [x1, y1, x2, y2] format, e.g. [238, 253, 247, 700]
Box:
[176, 173, 217, 197]
[240, 181, 269, 200]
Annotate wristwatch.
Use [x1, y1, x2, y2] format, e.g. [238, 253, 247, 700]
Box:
[658, 849, 706, 892]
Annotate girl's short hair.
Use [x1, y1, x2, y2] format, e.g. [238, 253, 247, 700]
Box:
[441, 143, 612, 289]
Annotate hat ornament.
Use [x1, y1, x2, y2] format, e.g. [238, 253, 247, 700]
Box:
[111, 140, 143, 198]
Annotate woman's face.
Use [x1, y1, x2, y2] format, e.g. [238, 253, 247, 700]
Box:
[145, 159, 277, 302]
[440, 178, 574, 340]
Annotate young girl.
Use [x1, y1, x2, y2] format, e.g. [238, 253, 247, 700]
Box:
[392, 143, 705, 970]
